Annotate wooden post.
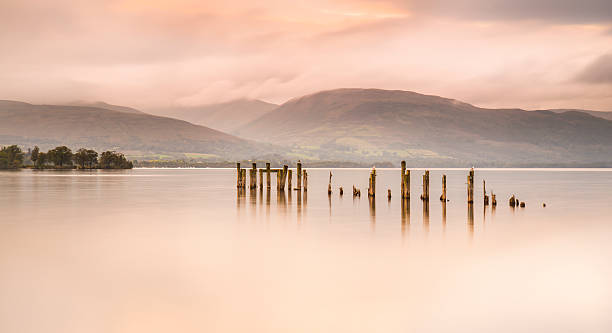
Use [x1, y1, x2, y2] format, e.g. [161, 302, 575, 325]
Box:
[296, 161, 302, 190]
[252, 163, 257, 189]
[339, 187, 344, 196]
[276, 169, 281, 190]
[266, 162, 271, 189]
[328, 171, 332, 195]
[401, 161, 406, 197]
[236, 162, 241, 188]
[368, 168, 376, 197]
[467, 168, 474, 203]
[241, 169, 247, 189]
[282, 165, 288, 190]
[288, 170, 292, 190]
[491, 193, 497, 206]
[421, 170, 429, 201]
[509, 195, 516, 207]
[440, 174, 447, 201]
[303, 170, 308, 191]
[403, 170, 410, 199]
[387, 189, 392, 200]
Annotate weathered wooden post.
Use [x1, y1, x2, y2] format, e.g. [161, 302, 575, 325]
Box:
[288, 170, 292, 190]
[401, 160, 406, 196]
[296, 161, 302, 190]
[387, 189, 392, 200]
[403, 170, 410, 199]
[509, 195, 516, 207]
[421, 170, 429, 201]
[368, 168, 376, 197]
[467, 168, 474, 203]
[282, 165, 288, 190]
[328, 171, 332, 195]
[491, 193, 497, 206]
[339, 187, 344, 196]
[276, 169, 281, 191]
[303, 170, 308, 191]
[440, 174, 447, 201]
[266, 162, 271, 189]
[241, 169, 247, 189]
[236, 162, 242, 188]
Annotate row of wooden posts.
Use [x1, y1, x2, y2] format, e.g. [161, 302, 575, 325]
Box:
[237, 161, 525, 207]
[236, 161, 308, 191]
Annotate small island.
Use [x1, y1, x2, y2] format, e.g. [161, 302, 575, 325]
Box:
[0, 145, 133, 170]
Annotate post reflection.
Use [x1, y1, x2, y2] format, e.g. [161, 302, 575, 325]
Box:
[468, 203, 474, 239]
[422, 199, 429, 234]
[249, 188, 257, 221]
[369, 196, 376, 231]
[442, 201, 447, 234]
[401, 198, 410, 239]
[296, 190, 302, 225]
[277, 190, 287, 217]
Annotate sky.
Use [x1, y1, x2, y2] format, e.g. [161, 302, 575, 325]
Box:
[1, 0, 611, 110]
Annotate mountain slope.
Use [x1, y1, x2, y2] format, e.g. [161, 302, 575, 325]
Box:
[148, 99, 278, 134]
[0, 100, 264, 158]
[544, 109, 612, 121]
[237, 89, 612, 165]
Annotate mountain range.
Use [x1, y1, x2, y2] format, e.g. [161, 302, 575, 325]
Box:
[236, 89, 612, 166]
[0, 100, 266, 160]
[2, 89, 612, 166]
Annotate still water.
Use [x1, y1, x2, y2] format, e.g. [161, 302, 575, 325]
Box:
[1, 168, 611, 333]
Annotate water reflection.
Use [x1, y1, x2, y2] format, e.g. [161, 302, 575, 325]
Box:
[467, 203, 475, 238]
[401, 198, 410, 238]
[442, 201, 447, 234]
[422, 199, 430, 234]
[369, 196, 376, 231]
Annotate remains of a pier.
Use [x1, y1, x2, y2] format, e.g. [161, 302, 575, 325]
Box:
[236, 162, 306, 193]
[483, 180, 489, 205]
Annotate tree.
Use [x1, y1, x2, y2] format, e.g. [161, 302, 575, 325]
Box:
[31, 146, 40, 166]
[35, 152, 47, 169]
[74, 148, 98, 169]
[0, 145, 24, 169]
[99, 151, 133, 169]
[48, 146, 73, 167]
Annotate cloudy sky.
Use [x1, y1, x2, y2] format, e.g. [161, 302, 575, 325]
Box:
[1, 0, 611, 110]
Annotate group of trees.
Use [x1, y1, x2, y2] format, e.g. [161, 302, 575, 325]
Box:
[0, 145, 133, 170]
[0, 145, 25, 169]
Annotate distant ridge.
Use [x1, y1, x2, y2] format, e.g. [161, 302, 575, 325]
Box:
[237, 88, 612, 166]
[67, 101, 145, 114]
[542, 109, 612, 121]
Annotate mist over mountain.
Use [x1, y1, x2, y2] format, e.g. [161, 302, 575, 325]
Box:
[0, 100, 266, 159]
[147, 99, 278, 134]
[237, 89, 612, 166]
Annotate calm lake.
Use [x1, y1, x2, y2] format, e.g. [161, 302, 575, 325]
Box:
[1, 168, 611, 333]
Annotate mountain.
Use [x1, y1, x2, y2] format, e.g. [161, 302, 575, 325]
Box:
[148, 99, 278, 134]
[0, 100, 266, 159]
[237, 89, 612, 166]
[544, 109, 612, 121]
[67, 101, 145, 114]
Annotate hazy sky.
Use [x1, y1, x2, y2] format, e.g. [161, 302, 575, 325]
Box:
[1, 0, 611, 110]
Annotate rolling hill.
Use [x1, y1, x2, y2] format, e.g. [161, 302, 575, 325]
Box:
[148, 99, 278, 134]
[237, 89, 612, 166]
[0, 100, 267, 159]
[545, 109, 612, 121]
